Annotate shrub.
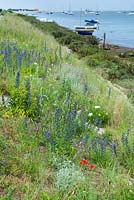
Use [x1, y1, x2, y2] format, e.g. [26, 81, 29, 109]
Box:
[56, 160, 85, 192]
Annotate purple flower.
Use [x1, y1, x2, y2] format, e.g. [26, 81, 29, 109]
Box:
[78, 150, 81, 154]
[40, 145, 44, 152]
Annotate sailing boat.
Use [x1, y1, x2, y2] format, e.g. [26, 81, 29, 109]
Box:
[74, 10, 95, 35]
[95, 3, 100, 15]
[67, 5, 74, 15]
[96, 11, 100, 15]
[85, 19, 99, 29]
[74, 26, 94, 35]
[68, 11, 74, 15]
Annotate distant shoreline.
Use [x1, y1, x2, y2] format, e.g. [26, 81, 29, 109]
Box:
[9, 10, 134, 48]
[98, 39, 134, 52]
[59, 23, 134, 51]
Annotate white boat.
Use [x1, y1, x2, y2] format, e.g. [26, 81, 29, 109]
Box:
[38, 18, 54, 22]
[85, 9, 95, 14]
[75, 26, 94, 35]
[68, 11, 74, 15]
[96, 11, 100, 15]
[128, 12, 134, 15]
[62, 10, 74, 15]
[89, 11, 95, 14]
[62, 11, 68, 14]
[75, 12, 99, 35]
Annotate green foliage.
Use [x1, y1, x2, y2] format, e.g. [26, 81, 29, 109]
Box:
[87, 51, 134, 81]
[56, 161, 85, 191]
[0, 13, 134, 200]
[42, 192, 58, 200]
[17, 13, 134, 101]
[54, 159, 98, 200]
[9, 82, 42, 120]
[127, 91, 134, 104]
[1, 186, 14, 200]
[87, 105, 109, 126]
[17, 14, 99, 58]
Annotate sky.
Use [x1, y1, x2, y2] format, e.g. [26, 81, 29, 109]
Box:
[1, 0, 134, 11]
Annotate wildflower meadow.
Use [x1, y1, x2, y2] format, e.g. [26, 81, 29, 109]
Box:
[0, 13, 134, 199]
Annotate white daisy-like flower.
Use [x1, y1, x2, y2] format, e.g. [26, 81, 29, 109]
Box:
[85, 122, 88, 127]
[128, 181, 133, 186]
[97, 128, 105, 135]
[77, 110, 81, 115]
[88, 112, 93, 117]
[95, 105, 100, 109]
[34, 62, 38, 65]
[94, 126, 99, 132]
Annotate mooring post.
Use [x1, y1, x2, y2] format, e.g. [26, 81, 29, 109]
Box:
[103, 33, 106, 49]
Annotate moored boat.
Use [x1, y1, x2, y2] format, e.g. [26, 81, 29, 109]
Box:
[85, 19, 99, 24]
[128, 12, 134, 15]
[74, 26, 94, 35]
[68, 11, 74, 15]
[75, 14, 99, 35]
[85, 19, 99, 29]
[96, 11, 100, 15]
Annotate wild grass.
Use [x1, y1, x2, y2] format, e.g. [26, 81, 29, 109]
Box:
[18, 13, 134, 105]
[0, 13, 134, 199]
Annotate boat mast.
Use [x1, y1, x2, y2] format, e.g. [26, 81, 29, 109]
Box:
[80, 8, 82, 25]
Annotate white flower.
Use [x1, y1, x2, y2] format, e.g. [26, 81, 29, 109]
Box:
[34, 62, 38, 65]
[97, 128, 105, 135]
[77, 110, 81, 115]
[128, 181, 133, 186]
[95, 105, 100, 109]
[88, 112, 93, 117]
[94, 127, 105, 135]
[88, 124, 91, 129]
[84, 122, 88, 128]
[94, 126, 99, 132]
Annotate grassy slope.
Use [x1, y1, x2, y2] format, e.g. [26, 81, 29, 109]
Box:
[18, 14, 134, 104]
[0, 14, 134, 199]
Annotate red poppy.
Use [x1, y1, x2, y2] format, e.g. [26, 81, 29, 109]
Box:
[80, 159, 88, 165]
[89, 164, 95, 169]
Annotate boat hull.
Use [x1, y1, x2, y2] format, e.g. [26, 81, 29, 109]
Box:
[75, 26, 94, 35]
[76, 30, 93, 35]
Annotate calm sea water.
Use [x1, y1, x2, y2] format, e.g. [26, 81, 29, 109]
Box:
[34, 11, 134, 48]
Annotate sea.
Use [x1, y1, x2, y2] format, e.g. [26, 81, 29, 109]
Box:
[29, 11, 134, 48]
